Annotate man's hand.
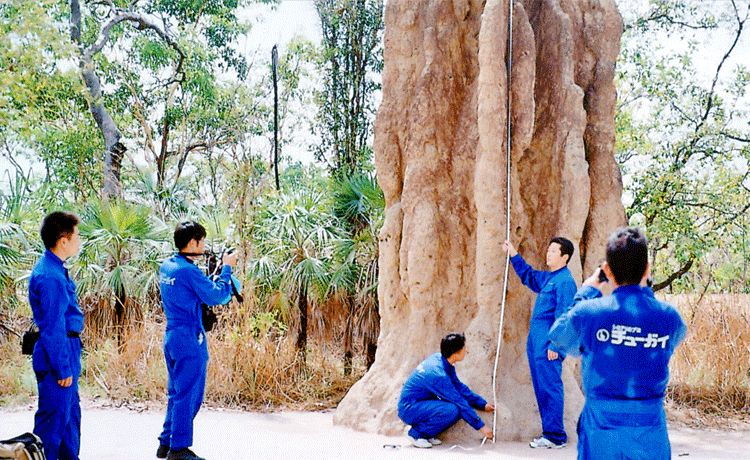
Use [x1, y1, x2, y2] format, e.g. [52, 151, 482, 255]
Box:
[582, 267, 607, 290]
[502, 240, 518, 257]
[484, 403, 495, 412]
[57, 376, 72, 388]
[222, 250, 239, 267]
[547, 349, 559, 361]
[479, 426, 494, 440]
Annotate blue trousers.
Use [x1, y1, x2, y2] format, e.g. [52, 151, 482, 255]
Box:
[33, 337, 81, 460]
[527, 333, 566, 444]
[399, 400, 461, 439]
[577, 398, 669, 460]
[159, 328, 208, 450]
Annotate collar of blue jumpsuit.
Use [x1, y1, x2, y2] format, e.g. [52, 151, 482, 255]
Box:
[611, 284, 646, 295]
[440, 355, 454, 371]
[177, 253, 196, 263]
[44, 248, 66, 268]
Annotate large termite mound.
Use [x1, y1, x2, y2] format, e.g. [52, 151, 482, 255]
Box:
[334, 0, 625, 442]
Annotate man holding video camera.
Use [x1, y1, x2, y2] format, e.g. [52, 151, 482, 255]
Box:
[156, 221, 238, 460]
[549, 227, 687, 460]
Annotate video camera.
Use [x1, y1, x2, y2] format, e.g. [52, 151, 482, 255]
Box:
[197, 246, 243, 332]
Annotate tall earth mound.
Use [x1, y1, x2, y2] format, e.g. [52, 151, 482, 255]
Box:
[334, 0, 625, 442]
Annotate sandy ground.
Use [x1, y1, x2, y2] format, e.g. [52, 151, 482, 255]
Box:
[0, 405, 746, 459]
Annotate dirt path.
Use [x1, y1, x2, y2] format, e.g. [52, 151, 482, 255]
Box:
[0, 406, 744, 459]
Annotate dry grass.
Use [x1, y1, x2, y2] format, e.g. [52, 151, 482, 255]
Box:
[6, 292, 746, 419]
[0, 292, 363, 411]
[666, 293, 750, 421]
[76, 301, 362, 411]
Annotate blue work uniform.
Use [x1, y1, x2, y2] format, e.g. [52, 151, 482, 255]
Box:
[398, 353, 487, 440]
[29, 249, 84, 460]
[510, 254, 577, 445]
[158, 254, 233, 450]
[549, 285, 687, 460]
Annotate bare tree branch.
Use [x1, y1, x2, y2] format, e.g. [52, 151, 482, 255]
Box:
[653, 256, 695, 292]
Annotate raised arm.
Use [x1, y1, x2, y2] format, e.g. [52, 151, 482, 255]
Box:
[509, 253, 550, 293]
[549, 285, 601, 356]
[189, 265, 233, 306]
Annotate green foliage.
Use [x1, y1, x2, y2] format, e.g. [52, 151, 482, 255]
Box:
[313, 0, 384, 177]
[77, 199, 169, 302]
[617, 0, 750, 292]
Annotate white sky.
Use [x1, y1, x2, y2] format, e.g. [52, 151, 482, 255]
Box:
[1, 0, 748, 192]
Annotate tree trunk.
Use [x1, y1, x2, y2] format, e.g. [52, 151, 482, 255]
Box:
[70, 0, 124, 199]
[343, 296, 354, 376]
[113, 282, 127, 347]
[365, 341, 376, 371]
[296, 287, 308, 361]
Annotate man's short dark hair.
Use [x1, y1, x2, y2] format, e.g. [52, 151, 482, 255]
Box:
[40, 211, 80, 249]
[606, 227, 648, 285]
[441, 333, 466, 359]
[550, 236, 574, 264]
[174, 221, 207, 250]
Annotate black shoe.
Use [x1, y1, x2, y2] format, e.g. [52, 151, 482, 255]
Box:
[167, 448, 206, 460]
[156, 444, 170, 458]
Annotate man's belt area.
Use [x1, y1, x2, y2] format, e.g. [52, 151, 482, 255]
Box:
[67, 331, 80, 338]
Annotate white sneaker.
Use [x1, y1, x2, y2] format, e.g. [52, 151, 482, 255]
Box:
[428, 438, 442, 445]
[411, 437, 433, 448]
[529, 436, 566, 449]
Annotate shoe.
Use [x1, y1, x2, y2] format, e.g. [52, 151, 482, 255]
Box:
[529, 436, 566, 449]
[410, 437, 433, 448]
[428, 438, 442, 445]
[167, 448, 206, 460]
[156, 444, 170, 459]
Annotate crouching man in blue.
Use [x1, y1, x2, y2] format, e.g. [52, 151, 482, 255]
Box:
[549, 227, 687, 460]
[397, 333, 494, 448]
[29, 211, 84, 460]
[502, 237, 578, 449]
[156, 221, 238, 460]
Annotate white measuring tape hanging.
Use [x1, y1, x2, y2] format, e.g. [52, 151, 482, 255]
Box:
[488, 0, 514, 445]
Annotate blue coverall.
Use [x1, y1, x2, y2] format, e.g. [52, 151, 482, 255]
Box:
[29, 249, 84, 460]
[397, 353, 487, 440]
[510, 254, 577, 445]
[549, 285, 687, 460]
[158, 254, 233, 451]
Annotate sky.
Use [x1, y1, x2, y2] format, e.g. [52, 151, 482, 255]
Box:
[1, 0, 748, 190]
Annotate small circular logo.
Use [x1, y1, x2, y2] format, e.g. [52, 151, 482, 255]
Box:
[596, 329, 610, 342]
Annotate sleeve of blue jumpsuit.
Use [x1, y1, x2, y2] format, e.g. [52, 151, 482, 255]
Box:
[446, 365, 487, 409]
[34, 275, 72, 379]
[427, 370, 486, 430]
[671, 307, 688, 348]
[509, 254, 549, 293]
[189, 265, 233, 306]
[548, 279, 579, 354]
[549, 286, 602, 357]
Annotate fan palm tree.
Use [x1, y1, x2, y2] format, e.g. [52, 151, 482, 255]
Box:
[0, 172, 37, 323]
[330, 173, 383, 372]
[76, 199, 169, 342]
[251, 190, 339, 361]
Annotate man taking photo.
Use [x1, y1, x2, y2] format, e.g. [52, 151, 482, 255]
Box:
[156, 221, 238, 460]
[549, 227, 687, 459]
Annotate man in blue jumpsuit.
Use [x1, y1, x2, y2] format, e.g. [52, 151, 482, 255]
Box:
[503, 237, 578, 449]
[398, 333, 494, 448]
[549, 227, 687, 460]
[29, 211, 83, 460]
[157, 221, 237, 460]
